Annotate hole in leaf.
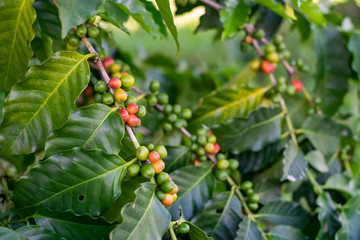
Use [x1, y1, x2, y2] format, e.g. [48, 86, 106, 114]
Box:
[78, 195, 85, 201]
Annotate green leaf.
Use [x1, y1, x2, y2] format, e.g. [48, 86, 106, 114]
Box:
[252, 0, 289, 19]
[254, 179, 282, 204]
[305, 150, 329, 173]
[0, 90, 5, 123]
[186, 221, 214, 240]
[316, 193, 341, 239]
[336, 195, 360, 240]
[154, 0, 180, 56]
[100, 2, 130, 35]
[348, 33, 360, 80]
[192, 190, 243, 240]
[212, 107, 284, 155]
[32, 33, 54, 62]
[34, 0, 62, 41]
[15, 225, 65, 240]
[110, 182, 171, 240]
[323, 173, 355, 199]
[299, 1, 326, 27]
[12, 148, 131, 216]
[191, 87, 270, 131]
[119, 136, 136, 162]
[163, 146, 191, 172]
[0, 0, 36, 91]
[314, 25, 351, 115]
[268, 225, 307, 240]
[255, 5, 283, 39]
[0, 51, 91, 156]
[57, 0, 105, 38]
[301, 115, 343, 156]
[0, 227, 27, 240]
[34, 208, 115, 240]
[225, 63, 257, 88]
[220, 1, 250, 40]
[45, 104, 124, 158]
[255, 200, 310, 228]
[234, 217, 262, 240]
[281, 140, 308, 182]
[169, 165, 216, 220]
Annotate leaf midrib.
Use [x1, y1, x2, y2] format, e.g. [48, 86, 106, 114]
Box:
[177, 167, 213, 200]
[165, 148, 189, 170]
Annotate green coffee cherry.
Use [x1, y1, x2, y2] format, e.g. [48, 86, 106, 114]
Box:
[161, 180, 175, 193]
[190, 143, 198, 151]
[147, 143, 155, 151]
[196, 147, 206, 156]
[157, 93, 169, 105]
[245, 188, 254, 195]
[94, 93, 102, 103]
[87, 26, 99, 38]
[76, 24, 87, 38]
[278, 76, 286, 84]
[163, 122, 173, 132]
[229, 159, 239, 170]
[157, 172, 170, 185]
[121, 75, 135, 88]
[101, 93, 114, 105]
[273, 34, 283, 45]
[197, 128, 207, 136]
[191, 135, 197, 142]
[217, 153, 225, 160]
[241, 181, 253, 190]
[248, 193, 260, 203]
[286, 85, 296, 96]
[197, 136, 207, 146]
[136, 146, 149, 161]
[200, 155, 207, 161]
[277, 83, 287, 93]
[215, 170, 228, 181]
[140, 164, 155, 178]
[248, 203, 259, 211]
[207, 134, 216, 143]
[127, 164, 140, 177]
[180, 108, 192, 120]
[217, 159, 229, 170]
[163, 104, 173, 114]
[253, 29, 265, 39]
[150, 80, 160, 93]
[155, 145, 167, 159]
[68, 35, 80, 46]
[156, 191, 166, 201]
[265, 44, 276, 54]
[174, 119, 186, 129]
[125, 95, 137, 105]
[87, 15, 97, 24]
[167, 113, 177, 123]
[177, 223, 190, 234]
[136, 105, 146, 118]
[147, 94, 158, 106]
[173, 104, 182, 115]
[94, 81, 107, 93]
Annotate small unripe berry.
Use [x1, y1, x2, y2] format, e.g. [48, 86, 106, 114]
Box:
[147, 94, 157, 106]
[273, 34, 283, 45]
[102, 57, 115, 69]
[118, 109, 129, 123]
[140, 164, 155, 178]
[87, 26, 99, 38]
[196, 147, 206, 156]
[94, 93, 102, 103]
[76, 24, 87, 38]
[248, 193, 260, 203]
[155, 145, 167, 159]
[136, 146, 149, 161]
[120, 75, 135, 88]
[163, 122, 173, 132]
[229, 159, 239, 170]
[156, 191, 166, 201]
[68, 35, 80, 46]
[167, 113, 177, 123]
[241, 181, 253, 190]
[248, 203, 259, 211]
[101, 93, 114, 105]
[109, 77, 122, 89]
[127, 164, 140, 177]
[150, 80, 160, 93]
[177, 223, 189, 234]
[147, 143, 155, 151]
[66, 43, 78, 51]
[217, 159, 229, 170]
[180, 108, 192, 120]
[266, 52, 279, 63]
[127, 114, 140, 127]
[215, 170, 228, 181]
[161, 180, 175, 193]
[110, 63, 121, 73]
[87, 15, 97, 24]
[173, 104, 182, 115]
[127, 103, 138, 114]
[163, 104, 173, 114]
[157, 93, 169, 105]
[157, 172, 170, 185]
[197, 136, 207, 146]
[265, 44, 276, 54]
[253, 29, 265, 39]
[136, 105, 146, 118]
[125, 95, 137, 105]
[149, 151, 161, 163]
[94, 81, 107, 93]
[250, 59, 261, 71]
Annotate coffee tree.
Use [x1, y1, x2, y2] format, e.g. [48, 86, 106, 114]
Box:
[0, 0, 360, 239]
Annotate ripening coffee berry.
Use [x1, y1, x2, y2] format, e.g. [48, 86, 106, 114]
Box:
[248, 193, 260, 203]
[196, 147, 206, 156]
[177, 223, 190, 234]
[169, 184, 179, 194]
[162, 193, 173, 206]
[291, 79, 303, 92]
[172, 194, 177, 202]
[261, 61, 275, 74]
[147, 94, 158, 106]
[253, 29, 265, 39]
[248, 203, 259, 211]
[149, 151, 160, 163]
[101, 93, 114, 105]
[136, 146, 149, 161]
[157, 172, 170, 185]
[212, 143, 220, 155]
[94, 93, 102, 103]
[204, 143, 215, 153]
[94, 81, 107, 93]
[265, 44, 276, 54]
[167, 113, 177, 123]
[110, 63, 121, 73]
[136, 105, 146, 118]
[127, 114, 139, 127]
[156, 191, 166, 201]
[163, 104, 173, 114]
[157, 93, 169, 105]
[118, 109, 129, 122]
[197, 136, 207, 146]
[250, 59, 261, 71]
[87, 26, 99, 38]
[87, 15, 97, 24]
[241, 181, 253, 190]
[114, 88, 127, 102]
[173, 104, 182, 115]
[215, 170, 228, 181]
[217, 159, 229, 170]
[102, 57, 115, 69]
[207, 134, 216, 144]
[150, 80, 160, 93]
[68, 35, 80, 46]
[180, 108, 192, 120]
[127, 103, 138, 114]
[266, 52, 279, 63]
[161, 180, 175, 193]
[229, 159, 239, 170]
[244, 35, 252, 44]
[140, 164, 155, 178]
[120, 75, 135, 88]
[66, 43, 78, 51]
[151, 160, 165, 174]
[125, 95, 137, 105]
[127, 163, 140, 177]
[109, 78, 122, 89]
[76, 24, 87, 38]
[155, 145, 167, 159]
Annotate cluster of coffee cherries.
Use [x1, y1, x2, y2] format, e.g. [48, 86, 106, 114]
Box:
[190, 129, 220, 162]
[307, 97, 321, 115]
[128, 145, 178, 206]
[118, 102, 146, 127]
[270, 77, 299, 103]
[241, 181, 260, 211]
[103, 57, 129, 79]
[214, 154, 239, 181]
[340, 145, 351, 161]
[66, 16, 99, 51]
[290, 58, 310, 73]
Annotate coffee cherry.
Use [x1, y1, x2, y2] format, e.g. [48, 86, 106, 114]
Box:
[286, 85, 296, 95]
[172, 194, 177, 202]
[278, 76, 286, 84]
[101, 93, 114, 105]
[169, 184, 179, 194]
[253, 29, 265, 39]
[76, 24, 87, 38]
[118, 109, 129, 122]
[248, 193, 260, 203]
[167, 113, 177, 123]
[163, 104, 173, 114]
[291, 79, 303, 92]
[127, 103, 138, 114]
[109, 78, 122, 89]
[140, 164, 155, 178]
[120, 75, 135, 88]
[110, 63, 121, 73]
[199, 155, 207, 161]
[215, 170, 228, 181]
[157, 172, 170, 185]
[150, 80, 160, 93]
[196, 147, 206, 156]
[212, 143, 220, 155]
[155, 145, 167, 159]
[112, 72, 123, 79]
[190, 143, 198, 151]
[149, 151, 160, 163]
[272, 93, 281, 103]
[94, 81, 107, 93]
[229, 159, 239, 170]
[241, 181, 253, 190]
[250, 59, 261, 71]
[102, 57, 115, 69]
[181, 108, 192, 120]
[66, 43, 78, 51]
[174, 119, 186, 129]
[136, 105, 146, 118]
[204, 143, 215, 153]
[177, 223, 190, 234]
[314, 97, 321, 105]
[217, 159, 229, 170]
[127, 114, 139, 127]
[125, 95, 137, 105]
[248, 203, 259, 211]
[87, 26, 99, 38]
[114, 89, 127, 102]
[280, 50, 291, 60]
[244, 35, 252, 44]
[261, 61, 275, 74]
[147, 94, 157, 106]
[157, 93, 169, 105]
[277, 83, 287, 93]
[307, 107, 315, 115]
[93, 93, 102, 103]
[240, 42, 247, 52]
[197, 136, 207, 146]
[146, 143, 154, 151]
[273, 34, 283, 45]
[217, 153, 225, 160]
[127, 163, 140, 177]
[197, 129, 207, 136]
[136, 146, 149, 161]
[151, 160, 165, 173]
[161, 180, 175, 193]
[266, 52, 279, 63]
[163, 122, 173, 132]
[87, 15, 97, 24]
[207, 134, 216, 143]
[162, 193, 173, 206]
[68, 35, 80, 46]
[156, 191, 166, 201]
[191, 135, 197, 142]
[171, 105, 181, 115]
[265, 44, 276, 54]
[277, 42, 286, 51]
[246, 188, 254, 195]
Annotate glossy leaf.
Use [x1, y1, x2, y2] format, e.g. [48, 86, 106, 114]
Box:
[212, 107, 284, 155]
[252, 0, 289, 19]
[0, 227, 27, 240]
[254, 179, 282, 204]
[220, 0, 250, 40]
[12, 148, 131, 216]
[32, 33, 54, 62]
[335, 195, 360, 240]
[45, 104, 124, 157]
[314, 26, 351, 115]
[0, 51, 92, 156]
[33, 0, 62, 41]
[298, 1, 326, 26]
[255, 200, 310, 228]
[268, 225, 307, 240]
[348, 33, 360, 80]
[305, 150, 329, 173]
[191, 87, 269, 130]
[15, 225, 65, 240]
[302, 115, 343, 156]
[0, 0, 36, 91]
[110, 182, 171, 240]
[323, 174, 355, 199]
[192, 190, 243, 240]
[234, 217, 262, 240]
[163, 146, 191, 172]
[316, 193, 341, 239]
[118, 136, 136, 162]
[186, 221, 214, 240]
[57, 0, 105, 38]
[34, 208, 115, 240]
[281, 140, 308, 182]
[169, 165, 216, 220]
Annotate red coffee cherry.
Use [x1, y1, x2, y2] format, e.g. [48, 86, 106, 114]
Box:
[162, 193, 173, 206]
[109, 77, 122, 89]
[127, 114, 140, 127]
[291, 79, 303, 92]
[102, 57, 114, 69]
[127, 103, 138, 114]
[261, 60, 275, 74]
[212, 143, 220, 155]
[149, 151, 160, 163]
[244, 36, 252, 44]
[151, 160, 165, 174]
[118, 109, 129, 123]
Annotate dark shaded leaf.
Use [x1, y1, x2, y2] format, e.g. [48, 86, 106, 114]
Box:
[281, 140, 308, 182]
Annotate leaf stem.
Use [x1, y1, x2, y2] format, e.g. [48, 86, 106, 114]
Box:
[169, 224, 178, 240]
[280, 96, 298, 147]
[306, 170, 323, 195]
[198, 0, 223, 11]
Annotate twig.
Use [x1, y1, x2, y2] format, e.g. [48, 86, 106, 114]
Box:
[169, 224, 178, 240]
[280, 96, 298, 146]
[198, 0, 223, 11]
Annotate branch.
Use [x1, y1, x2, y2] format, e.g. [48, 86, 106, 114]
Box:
[198, 0, 223, 11]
